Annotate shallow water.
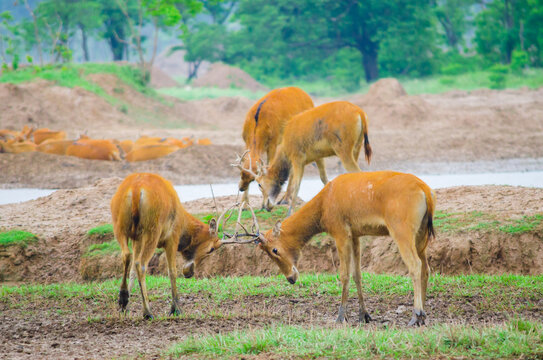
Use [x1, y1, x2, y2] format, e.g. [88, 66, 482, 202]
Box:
[1, 171, 542, 206]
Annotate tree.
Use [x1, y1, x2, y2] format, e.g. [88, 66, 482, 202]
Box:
[432, 0, 475, 50]
[0, 11, 23, 69]
[475, 0, 529, 64]
[227, 0, 437, 82]
[114, 0, 201, 83]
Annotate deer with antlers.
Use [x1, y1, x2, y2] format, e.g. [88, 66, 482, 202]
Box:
[239, 87, 314, 206]
[111, 173, 222, 319]
[222, 171, 436, 326]
[234, 101, 372, 215]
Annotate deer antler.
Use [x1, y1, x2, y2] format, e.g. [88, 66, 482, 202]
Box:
[231, 150, 260, 178]
[220, 201, 262, 245]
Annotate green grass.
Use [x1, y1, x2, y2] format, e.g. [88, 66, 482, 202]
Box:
[0, 63, 157, 103]
[1, 273, 541, 305]
[499, 214, 543, 234]
[400, 68, 543, 95]
[432, 210, 543, 234]
[168, 320, 543, 359]
[0, 230, 37, 247]
[83, 239, 121, 258]
[87, 224, 114, 237]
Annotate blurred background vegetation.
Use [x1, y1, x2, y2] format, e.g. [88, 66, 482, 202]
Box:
[1, 0, 542, 93]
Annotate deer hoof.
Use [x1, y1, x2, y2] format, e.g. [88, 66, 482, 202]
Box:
[359, 311, 372, 324]
[336, 306, 348, 324]
[118, 289, 129, 310]
[169, 305, 181, 316]
[408, 309, 426, 327]
[143, 312, 154, 320]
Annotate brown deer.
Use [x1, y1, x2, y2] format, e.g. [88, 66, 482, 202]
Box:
[241, 171, 436, 326]
[239, 87, 314, 206]
[111, 173, 222, 319]
[235, 101, 371, 215]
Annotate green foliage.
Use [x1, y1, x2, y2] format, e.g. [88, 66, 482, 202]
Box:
[168, 320, 543, 358]
[441, 63, 465, 76]
[488, 64, 509, 89]
[0, 230, 37, 247]
[87, 224, 114, 237]
[511, 50, 529, 74]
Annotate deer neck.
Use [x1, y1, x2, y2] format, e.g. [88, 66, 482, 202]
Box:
[281, 192, 324, 250]
[267, 147, 291, 198]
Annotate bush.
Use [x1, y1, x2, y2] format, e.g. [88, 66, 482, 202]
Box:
[511, 50, 529, 74]
[488, 64, 509, 89]
[439, 76, 456, 85]
[441, 63, 464, 75]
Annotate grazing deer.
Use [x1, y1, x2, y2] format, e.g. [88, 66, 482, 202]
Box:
[238, 87, 314, 206]
[235, 101, 372, 215]
[244, 171, 435, 326]
[111, 173, 221, 319]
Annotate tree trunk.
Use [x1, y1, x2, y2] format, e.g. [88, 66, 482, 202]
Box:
[187, 61, 202, 83]
[108, 33, 125, 61]
[79, 23, 89, 62]
[361, 47, 379, 82]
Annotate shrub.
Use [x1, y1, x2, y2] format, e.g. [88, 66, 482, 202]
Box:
[511, 50, 529, 74]
[488, 64, 509, 89]
[441, 63, 464, 75]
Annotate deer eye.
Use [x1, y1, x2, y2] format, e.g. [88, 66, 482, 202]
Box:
[272, 248, 278, 255]
[208, 247, 215, 254]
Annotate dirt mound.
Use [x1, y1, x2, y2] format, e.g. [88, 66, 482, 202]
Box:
[1, 183, 542, 283]
[365, 78, 407, 102]
[192, 62, 268, 91]
[0, 80, 131, 135]
[150, 66, 179, 88]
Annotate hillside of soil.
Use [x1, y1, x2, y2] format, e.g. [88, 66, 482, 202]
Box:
[1, 77, 542, 188]
[1, 178, 542, 283]
[192, 62, 268, 91]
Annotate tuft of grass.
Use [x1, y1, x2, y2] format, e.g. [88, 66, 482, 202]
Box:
[168, 320, 543, 359]
[87, 224, 114, 237]
[432, 210, 543, 234]
[83, 239, 121, 258]
[0, 230, 37, 248]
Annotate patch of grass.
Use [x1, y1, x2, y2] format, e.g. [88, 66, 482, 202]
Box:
[0, 230, 37, 247]
[499, 214, 543, 234]
[83, 239, 121, 258]
[87, 224, 114, 237]
[432, 210, 543, 234]
[167, 320, 543, 359]
[400, 68, 543, 94]
[0, 63, 158, 104]
[2, 273, 541, 307]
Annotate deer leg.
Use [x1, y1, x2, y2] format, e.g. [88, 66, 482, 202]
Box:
[165, 241, 181, 316]
[391, 228, 425, 326]
[352, 237, 371, 323]
[117, 234, 131, 313]
[286, 164, 304, 216]
[134, 233, 159, 320]
[334, 142, 362, 173]
[334, 235, 353, 323]
[315, 158, 329, 185]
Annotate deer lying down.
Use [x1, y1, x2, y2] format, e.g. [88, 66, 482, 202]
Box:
[229, 171, 436, 326]
[111, 173, 221, 319]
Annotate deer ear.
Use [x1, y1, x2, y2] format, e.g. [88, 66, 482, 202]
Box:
[272, 220, 282, 237]
[208, 218, 218, 235]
